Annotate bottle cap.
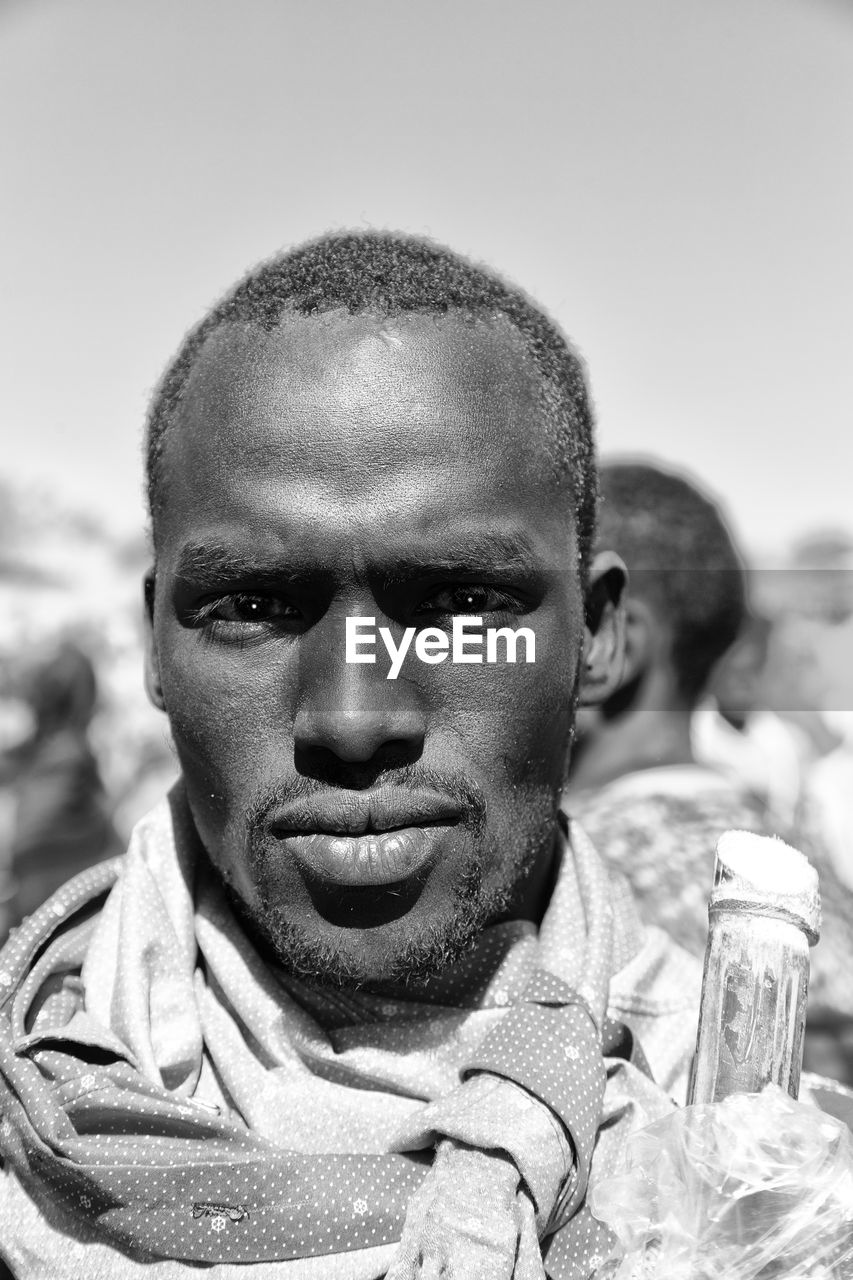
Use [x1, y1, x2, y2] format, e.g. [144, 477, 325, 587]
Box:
[711, 830, 821, 944]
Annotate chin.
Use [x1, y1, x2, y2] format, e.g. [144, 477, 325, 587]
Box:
[223, 813, 551, 990]
[247, 885, 496, 992]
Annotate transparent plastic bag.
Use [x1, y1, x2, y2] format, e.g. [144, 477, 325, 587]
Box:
[588, 1084, 853, 1278]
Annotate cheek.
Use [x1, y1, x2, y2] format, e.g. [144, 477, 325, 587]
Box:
[430, 631, 577, 791]
[156, 625, 290, 799]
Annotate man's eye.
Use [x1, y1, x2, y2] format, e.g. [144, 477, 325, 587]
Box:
[415, 585, 521, 616]
[196, 594, 300, 626]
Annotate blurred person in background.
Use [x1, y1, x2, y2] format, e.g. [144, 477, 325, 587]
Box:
[784, 533, 853, 892]
[565, 460, 763, 957]
[564, 460, 853, 1083]
[801, 714, 853, 892]
[0, 668, 35, 942]
[4, 639, 122, 931]
[691, 613, 814, 833]
[777, 532, 853, 1082]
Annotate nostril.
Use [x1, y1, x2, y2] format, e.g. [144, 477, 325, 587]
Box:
[292, 739, 426, 789]
[293, 705, 426, 765]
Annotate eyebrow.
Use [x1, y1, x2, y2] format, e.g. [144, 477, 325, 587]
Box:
[173, 542, 305, 590]
[172, 530, 547, 592]
[380, 531, 545, 584]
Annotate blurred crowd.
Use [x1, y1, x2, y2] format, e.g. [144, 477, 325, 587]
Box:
[1, 465, 852, 1080]
[565, 461, 853, 1085]
[0, 479, 176, 942]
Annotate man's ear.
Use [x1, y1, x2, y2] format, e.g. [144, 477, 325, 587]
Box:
[578, 551, 627, 707]
[143, 571, 166, 712]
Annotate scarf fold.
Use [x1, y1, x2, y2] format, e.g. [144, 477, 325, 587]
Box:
[0, 786, 646, 1270]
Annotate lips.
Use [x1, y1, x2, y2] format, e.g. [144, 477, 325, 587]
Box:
[268, 788, 462, 888]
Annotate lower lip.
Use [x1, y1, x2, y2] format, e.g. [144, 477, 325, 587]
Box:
[279, 825, 447, 888]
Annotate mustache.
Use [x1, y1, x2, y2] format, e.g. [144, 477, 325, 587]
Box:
[246, 764, 487, 840]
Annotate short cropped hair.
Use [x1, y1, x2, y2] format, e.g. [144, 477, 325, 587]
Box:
[598, 461, 746, 701]
[145, 230, 598, 566]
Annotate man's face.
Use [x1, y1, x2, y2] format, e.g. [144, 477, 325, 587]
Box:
[148, 311, 596, 987]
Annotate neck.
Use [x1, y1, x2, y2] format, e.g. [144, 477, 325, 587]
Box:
[568, 667, 696, 793]
[502, 820, 562, 924]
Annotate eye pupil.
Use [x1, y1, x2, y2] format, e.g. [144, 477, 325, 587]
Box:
[413, 583, 521, 619]
[230, 595, 281, 622]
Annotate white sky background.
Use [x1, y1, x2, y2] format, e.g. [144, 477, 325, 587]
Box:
[1, 0, 851, 559]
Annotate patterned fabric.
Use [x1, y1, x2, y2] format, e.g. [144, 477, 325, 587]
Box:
[568, 765, 769, 960]
[568, 763, 853, 1020]
[0, 787, 701, 1278]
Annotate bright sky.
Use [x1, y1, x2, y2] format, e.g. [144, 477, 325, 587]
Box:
[1, 0, 851, 558]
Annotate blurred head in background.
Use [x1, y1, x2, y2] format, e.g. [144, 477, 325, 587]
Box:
[6, 638, 121, 930]
[787, 532, 853, 625]
[786, 532, 853, 747]
[569, 459, 746, 791]
[23, 641, 99, 740]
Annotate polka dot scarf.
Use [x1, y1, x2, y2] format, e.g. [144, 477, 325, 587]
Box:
[0, 788, 646, 1275]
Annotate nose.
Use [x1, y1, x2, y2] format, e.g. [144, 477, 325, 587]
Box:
[293, 619, 426, 765]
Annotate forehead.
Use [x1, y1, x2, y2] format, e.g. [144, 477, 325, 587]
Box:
[156, 310, 576, 565]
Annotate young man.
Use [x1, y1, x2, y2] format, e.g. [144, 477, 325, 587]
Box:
[0, 235, 836, 1278]
[565, 460, 853, 1056]
[565, 460, 765, 956]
